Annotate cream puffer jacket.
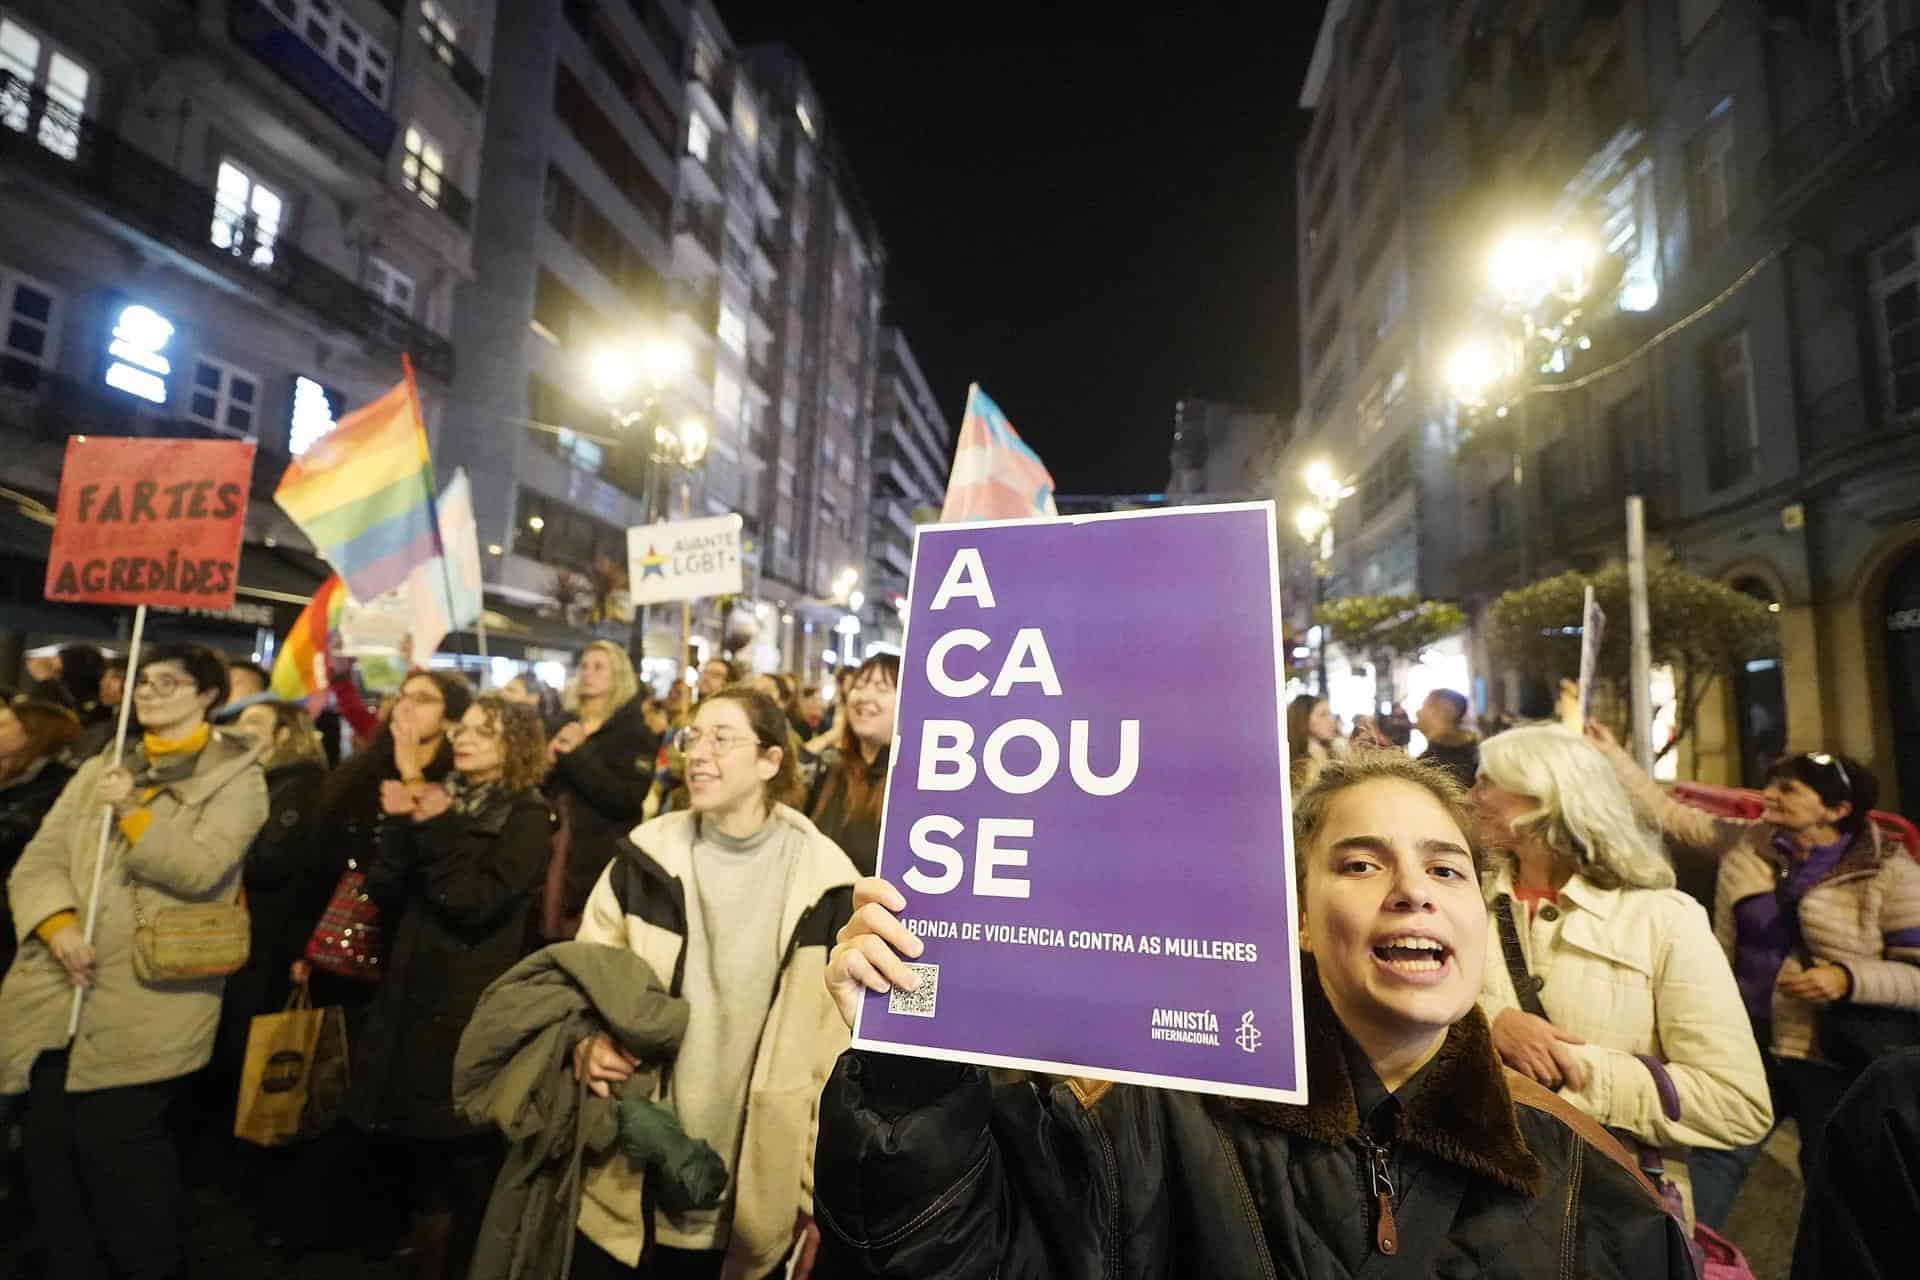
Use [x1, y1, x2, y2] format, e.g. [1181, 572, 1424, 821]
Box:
[1478, 864, 1773, 1228]
[1597, 737, 1920, 1064]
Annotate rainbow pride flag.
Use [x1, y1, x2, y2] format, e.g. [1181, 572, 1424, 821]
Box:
[274, 372, 443, 601]
[271, 574, 345, 710]
[939, 384, 1058, 522]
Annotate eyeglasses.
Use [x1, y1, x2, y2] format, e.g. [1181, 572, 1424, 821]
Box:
[135, 673, 188, 696]
[674, 726, 760, 755]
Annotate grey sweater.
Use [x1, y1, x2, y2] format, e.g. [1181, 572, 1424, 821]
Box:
[658, 814, 803, 1250]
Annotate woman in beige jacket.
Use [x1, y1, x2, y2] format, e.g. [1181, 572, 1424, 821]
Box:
[1591, 722, 1920, 1229]
[0, 643, 267, 1280]
[1471, 725, 1772, 1231]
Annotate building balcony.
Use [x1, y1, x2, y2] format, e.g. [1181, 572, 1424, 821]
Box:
[1799, 370, 1920, 467]
[671, 204, 723, 278]
[229, 0, 398, 157]
[748, 353, 775, 391]
[0, 71, 453, 379]
[419, 22, 486, 107]
[680, 150, 722, 206]
[1760, 27, 1920, 221]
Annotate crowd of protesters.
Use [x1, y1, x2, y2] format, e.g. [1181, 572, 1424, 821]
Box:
[1, 644, 1916, 1278]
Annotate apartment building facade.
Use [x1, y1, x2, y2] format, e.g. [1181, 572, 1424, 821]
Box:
[0, 0, 493, 668]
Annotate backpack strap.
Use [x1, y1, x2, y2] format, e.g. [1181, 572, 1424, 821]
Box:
[1503, 1069, 1663, 1206]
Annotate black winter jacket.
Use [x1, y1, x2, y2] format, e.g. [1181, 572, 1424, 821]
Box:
[351, 786, 551, 1139]
[1791, 1047, 1920, 1280]
[815, 968, 1692, 1279]
[548, 700, 657, 923]
[0, 755, 73, 976]
[806, 745, 889, 876]
[214, 758, 330, 1079]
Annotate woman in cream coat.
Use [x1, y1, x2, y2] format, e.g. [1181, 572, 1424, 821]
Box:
[1470, 725, 1771, 1229]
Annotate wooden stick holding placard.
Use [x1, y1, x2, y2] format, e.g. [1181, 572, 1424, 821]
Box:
[67, 604, 148, 1038]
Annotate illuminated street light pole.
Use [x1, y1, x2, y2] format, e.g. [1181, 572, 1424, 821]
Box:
[1294, 459, 1352, 698]
[1445, 226, 1599, 586]
[588, 337, 707, 676]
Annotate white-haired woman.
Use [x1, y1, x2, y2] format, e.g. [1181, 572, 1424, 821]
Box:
[1471, 725, 1772, 1229]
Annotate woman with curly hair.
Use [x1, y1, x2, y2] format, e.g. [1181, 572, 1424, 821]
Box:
[350, 695, 553, 1280]
[1471, 725, 1771, 1230]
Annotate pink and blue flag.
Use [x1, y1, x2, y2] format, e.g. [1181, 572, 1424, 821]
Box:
[939, 384, 1059, 522]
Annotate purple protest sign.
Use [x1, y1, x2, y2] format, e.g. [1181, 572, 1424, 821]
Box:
[852, 503, 1307, 1103]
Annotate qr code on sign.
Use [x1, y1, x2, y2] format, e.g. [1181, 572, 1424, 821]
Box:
[888, 963, 940, 1018]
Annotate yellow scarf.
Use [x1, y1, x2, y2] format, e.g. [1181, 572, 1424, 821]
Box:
[119, 723, 212, 844]
[142, 723, 211, 759]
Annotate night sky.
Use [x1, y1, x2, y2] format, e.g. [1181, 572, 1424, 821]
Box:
[718, 4, 1328, 497]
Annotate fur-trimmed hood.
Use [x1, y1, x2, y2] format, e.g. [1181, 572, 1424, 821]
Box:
[1226, 958, 1545, 1195]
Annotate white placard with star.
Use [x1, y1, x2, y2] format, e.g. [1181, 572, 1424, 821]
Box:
[626, 513, 745, 607]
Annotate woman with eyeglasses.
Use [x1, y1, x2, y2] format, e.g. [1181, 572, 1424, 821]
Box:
[1588, 723, 1920, 1229]
[293, 669, 473, 1004]
[1, 643, 268, 1280]
[567, 685, 857, 1280]
[543, 642, 657, 940]
[1470, 726, 1771, 1231]
[350, 695, 553, 1280]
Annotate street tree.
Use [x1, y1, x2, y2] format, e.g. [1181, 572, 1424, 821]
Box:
[1315, 594, 1468, 706]
[1485, 562, 1778, 760]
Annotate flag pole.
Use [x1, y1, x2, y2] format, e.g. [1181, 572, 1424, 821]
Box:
[68, 603, 147, 1038]
[403, 354, 478, 687]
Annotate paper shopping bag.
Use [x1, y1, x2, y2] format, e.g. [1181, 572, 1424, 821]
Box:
[234, 985, 324, 1147]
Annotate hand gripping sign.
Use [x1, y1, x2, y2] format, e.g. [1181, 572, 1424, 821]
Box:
[44, 436, 256, 610]
[853, 503, 1308, 1103]
[41, 435, 256, 1038]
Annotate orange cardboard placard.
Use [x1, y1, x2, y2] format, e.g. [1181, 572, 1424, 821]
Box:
[44, 436, 257, 610]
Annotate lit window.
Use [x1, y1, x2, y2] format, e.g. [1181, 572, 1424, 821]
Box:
[367, 257, 416, 314]
[713, 369, 742, 421]
[555, 428, 605, 473]
[419, 0, 458, 65]
[717, 303, 747, 356]
[733, 97, 758, 147]
[289, 376, 340, 456]
[402, 125, 445, 209]
[210, 160, 284, 267]
[271, 0, 390, 104]
[0, 18, 90, 160]
[795, 100, 815, 139]
[688, 112, 712, 163]
[187, 358, 261, 438]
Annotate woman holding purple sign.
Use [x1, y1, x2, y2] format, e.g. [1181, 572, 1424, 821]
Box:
[815, 755, 1692, 1278]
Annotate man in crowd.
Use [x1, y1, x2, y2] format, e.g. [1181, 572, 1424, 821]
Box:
[1416, 688, 1481, 789]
